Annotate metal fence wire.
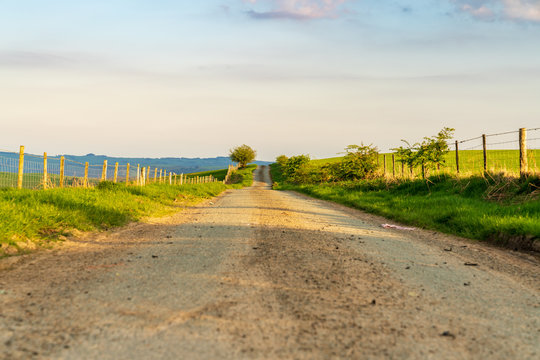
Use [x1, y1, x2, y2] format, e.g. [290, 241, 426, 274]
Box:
[527, 128, 540, 171]
[378, 127, 538, 178]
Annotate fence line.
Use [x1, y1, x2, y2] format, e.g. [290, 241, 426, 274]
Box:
[0, 145, 230, 190]
[378, 127, 539, 178]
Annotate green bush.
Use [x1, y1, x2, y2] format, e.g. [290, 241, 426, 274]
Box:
[282, 155, 311, 181]
[324, 144, 379, 181]
[275, 155, 288, 167]
[278, 144, 379, 184]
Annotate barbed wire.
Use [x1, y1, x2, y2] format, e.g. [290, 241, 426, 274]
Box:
[463, 144, 484, 150]
[486, 140, 519, 147]
[485, 130, 519, 138]
[459, 136, 483, 144]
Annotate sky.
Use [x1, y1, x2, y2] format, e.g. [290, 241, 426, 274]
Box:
[0, 0, 539, 161]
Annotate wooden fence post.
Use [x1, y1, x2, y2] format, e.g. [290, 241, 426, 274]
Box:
[482, 134, 487, 174]
[113, 162, 119, 183]
[154, 168, 158, 183]
[59, 156, 65, 188]
[136, 164, 140, 186]
[180, 174, 184, 185]
[102, 160, 108, 181]
[17, 145, 25, 189]
[141, 167, 146, 186]
[84, 162, 89, 187]
[391, 154, 395, 177]
[126, 163, 130, 185]
[455, 141, 460, 175]
[159, 169, 163, 183]
[383, 155, 387, 176]
[169, 172, 172, 185]
[43, 152, 48, 190]
[147, 166, 151, 183]
[520, 128, 528, 176]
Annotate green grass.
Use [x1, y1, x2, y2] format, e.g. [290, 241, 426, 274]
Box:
[183, 168, 229, 181]
[0, 166, 256, 255]
[269, 163, 285, 184]
[271, 163, 540, 249]
[175, 164, 257, 183]
[227, 164, 257, 187]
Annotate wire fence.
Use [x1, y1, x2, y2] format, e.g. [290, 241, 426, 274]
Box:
[0, 147, 223, 190]
[378, 127, 539, 178]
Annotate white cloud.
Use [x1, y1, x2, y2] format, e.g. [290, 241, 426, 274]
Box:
[244, 0, 352, 20]
[452, 0, 540, 22]
[503, 0, 540, 21]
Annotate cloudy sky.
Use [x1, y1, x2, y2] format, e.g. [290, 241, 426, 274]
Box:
[0, 0, 539, 160]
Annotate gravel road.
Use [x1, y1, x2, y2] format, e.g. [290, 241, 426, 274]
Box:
[1, 165, 538, 359]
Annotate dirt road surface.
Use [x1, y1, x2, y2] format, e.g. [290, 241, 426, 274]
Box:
[1, 166, 538, 359]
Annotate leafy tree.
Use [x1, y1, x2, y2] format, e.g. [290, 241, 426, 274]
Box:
[417, 127, 455, 170]
[392, 140, 416, 174]
[229, 144, 256, 168]
[392, 127, 454, 177]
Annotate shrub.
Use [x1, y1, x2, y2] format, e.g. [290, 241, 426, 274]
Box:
[282, 155, 311, 181]
[275, 155, 288, 167]
[327, 144, 379, 181]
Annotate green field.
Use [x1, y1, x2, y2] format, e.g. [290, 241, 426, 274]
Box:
[0, 165, 256, 255]
[183, 168, 228, 181]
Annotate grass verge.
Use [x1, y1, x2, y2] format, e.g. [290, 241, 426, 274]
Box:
[271, 164, 540, 250]
[0, 165, 256, 255]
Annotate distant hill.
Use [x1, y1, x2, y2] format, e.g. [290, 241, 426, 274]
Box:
[0, 152, 271, 175]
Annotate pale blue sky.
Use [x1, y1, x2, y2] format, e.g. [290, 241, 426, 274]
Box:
[1, 0, 539, 160]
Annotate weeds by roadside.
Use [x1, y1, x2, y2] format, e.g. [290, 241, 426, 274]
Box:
[271, 163, 540, 250]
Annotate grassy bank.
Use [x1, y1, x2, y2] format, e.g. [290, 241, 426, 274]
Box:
[183, 164, 257, 183]
[0, 166, 255, 255]
[272, 164, 540, 250]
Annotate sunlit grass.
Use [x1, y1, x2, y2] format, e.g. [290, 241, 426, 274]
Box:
[272, 163, 540, 248]
[0, 166, 256, 254]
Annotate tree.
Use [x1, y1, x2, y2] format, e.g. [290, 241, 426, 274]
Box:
[229, 144, 256, 168]
[392, 127, 454, 177]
